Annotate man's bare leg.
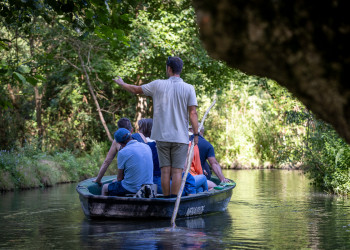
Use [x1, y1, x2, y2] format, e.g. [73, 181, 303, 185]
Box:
[207, 180, 217, 191]
[170, 168, 183, 195]
[102, 184, 109, 195]
[161, 166, 171, 196]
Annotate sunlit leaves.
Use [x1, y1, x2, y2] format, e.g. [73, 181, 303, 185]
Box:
[13, 72, 26, 85]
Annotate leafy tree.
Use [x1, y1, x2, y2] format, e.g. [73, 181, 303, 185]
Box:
[0, 0, 139, 148]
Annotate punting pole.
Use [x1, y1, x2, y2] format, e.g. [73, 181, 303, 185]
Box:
[171, 100, 216, 228]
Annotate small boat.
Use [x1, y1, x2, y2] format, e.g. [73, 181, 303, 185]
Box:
[76, 175, 236, 219]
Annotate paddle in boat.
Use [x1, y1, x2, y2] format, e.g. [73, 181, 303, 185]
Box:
[76, 175, 236, 219]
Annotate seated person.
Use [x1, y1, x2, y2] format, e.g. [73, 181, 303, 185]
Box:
[189, 142, 215, 191]
[167, 144, 210, 198]
[95, 118, 147, 184]
[101, 128, 153, 196]
[182, 172, 196, 196]
[189, 126, 230, 185]
[137, 118, 162, 194]
[167, 172, 196, 198]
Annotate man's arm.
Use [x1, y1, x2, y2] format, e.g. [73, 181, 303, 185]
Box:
[188, 105, 199, 145]
[117, 169, 124, 181]
[113, 77, 143, 95]
[94, 140, 121, 184]
[207, 157, 230, 183]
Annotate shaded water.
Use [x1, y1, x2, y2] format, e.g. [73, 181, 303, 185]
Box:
[1, 170, 350, 249]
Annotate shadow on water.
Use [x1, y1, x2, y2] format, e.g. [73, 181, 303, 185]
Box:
[80, 211, 234, 249]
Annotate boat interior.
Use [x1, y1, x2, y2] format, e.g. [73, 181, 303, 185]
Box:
[85, 175, 226, 197]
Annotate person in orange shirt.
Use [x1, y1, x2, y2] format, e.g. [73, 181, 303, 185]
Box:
[188, 143, 217, 192]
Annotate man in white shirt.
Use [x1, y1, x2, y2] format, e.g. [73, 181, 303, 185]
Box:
[113, 56, 199, 198]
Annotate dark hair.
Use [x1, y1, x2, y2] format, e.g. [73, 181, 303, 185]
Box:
[117, 118, 133, 132]
[138, 118, 153, 138]
[166, 56, 183, 75]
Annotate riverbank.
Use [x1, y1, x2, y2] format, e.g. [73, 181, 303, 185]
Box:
[228, 160, 303, 170]
[1, 143, 349, 196]
[0, 144, 117, 191]
[0, 150, 298, 192]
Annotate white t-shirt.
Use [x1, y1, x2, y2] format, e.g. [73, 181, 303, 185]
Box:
[142, 76, 197, 144]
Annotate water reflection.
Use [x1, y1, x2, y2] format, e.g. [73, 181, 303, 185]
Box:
[225, 170, 350, 249]
[80, 212, 233, 249]
[0, 170, 350, 249]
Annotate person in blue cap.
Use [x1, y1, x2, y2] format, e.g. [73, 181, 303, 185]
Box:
[95, 118, 147, 185]
[101, 128, 153, 196]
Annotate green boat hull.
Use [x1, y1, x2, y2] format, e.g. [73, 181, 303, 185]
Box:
[76, 176, 236, 219]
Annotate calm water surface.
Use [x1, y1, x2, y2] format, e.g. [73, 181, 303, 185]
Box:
[1, 170, 350, 249]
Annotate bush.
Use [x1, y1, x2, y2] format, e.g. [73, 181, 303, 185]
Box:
[0, 141, 110, 191]
[302, 121, 350, 195]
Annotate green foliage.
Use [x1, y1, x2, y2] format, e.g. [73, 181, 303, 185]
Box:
[0, 0, 349, 195]
[114, 3, 233, 95]
[0, 0, 137, 42]
[0, 140, 109, 190]
[198, 77, 298, 168]
[299, 119, 350, 195]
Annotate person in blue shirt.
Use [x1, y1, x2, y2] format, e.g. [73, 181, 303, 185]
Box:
[95, 118, 147, 185]
[137, 118, 162, 194]
[189, 126, 230, 184]
[101, 128, 153, 196]
[137, 118, 198, 196]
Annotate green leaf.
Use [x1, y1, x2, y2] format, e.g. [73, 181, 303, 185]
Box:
[0, 59, 8, 69]
[35, 75, 46, 81]
[18, 65, 31, 74]
[13, 72, 27, 84]
[114, 29, 125, 38]
[0, 98, 12, 109]
[26, 76, 38, 86]
[85, 9, 94, 19]
[120, 14, 129, 21]
[0, 41, 9, 51]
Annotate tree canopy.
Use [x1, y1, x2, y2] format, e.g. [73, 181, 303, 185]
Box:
[1, 0, 349, 195]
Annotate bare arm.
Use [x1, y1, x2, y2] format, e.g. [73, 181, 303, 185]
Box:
[117, 169, 124, 182]
[113, 77, 143, 95]
[94, 140, 121, 183]
[208, 157, 230, 183]
[188, 105, 199, 145]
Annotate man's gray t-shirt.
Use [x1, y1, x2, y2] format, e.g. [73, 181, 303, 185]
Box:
[142, 76, 197, 144]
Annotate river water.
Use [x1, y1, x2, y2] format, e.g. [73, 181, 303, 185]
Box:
[0, 170, 349, 249]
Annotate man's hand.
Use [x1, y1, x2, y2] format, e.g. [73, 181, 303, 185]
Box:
[221, 178, 231, 183]
[203, 169, 208, 176]
[112, 76, 125, 86]
[193, 135, 199, 145]
[93, 179, 102, 186]
[112, 77, 143, 95]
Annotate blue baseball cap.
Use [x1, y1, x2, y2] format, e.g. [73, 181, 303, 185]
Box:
[114, 128, 131, 143]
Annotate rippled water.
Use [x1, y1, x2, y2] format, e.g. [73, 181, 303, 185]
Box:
[0, 170, 349, 249]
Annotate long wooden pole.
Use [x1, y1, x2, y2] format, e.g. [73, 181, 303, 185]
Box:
[170, 100, 216, 228]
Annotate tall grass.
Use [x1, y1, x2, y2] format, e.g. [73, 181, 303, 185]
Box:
[0, 141, 114, 191]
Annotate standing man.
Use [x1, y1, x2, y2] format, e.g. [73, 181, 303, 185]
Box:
[101, 128, 153, 196]
[189, 126, 230, 183]
[113, 56, 199, 198]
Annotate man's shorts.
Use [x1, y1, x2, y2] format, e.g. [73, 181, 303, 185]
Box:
[107, 180, 133, 196]
[156, 141, 188, 169]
